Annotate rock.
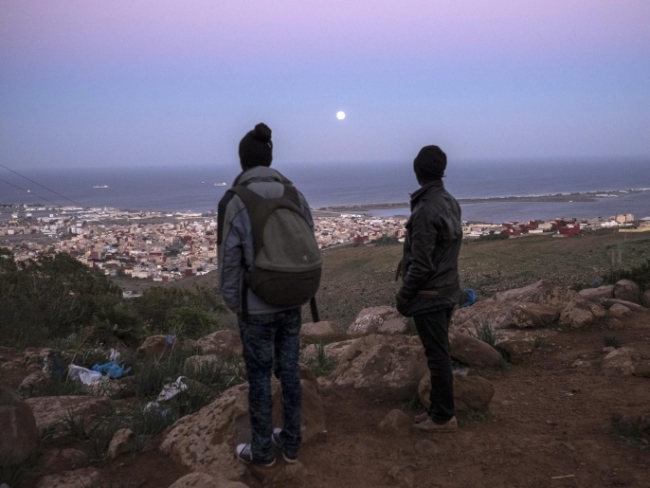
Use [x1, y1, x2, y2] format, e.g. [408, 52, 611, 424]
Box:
[607, 317, 625, 330]
[451, 280, 605, 331]
[25, 396, 112, 436]
[184, 354, 221, 372]
[301, 321, 340, 339]
[509, 302, 560, 328]
[35, 467, 102, 488]
[614, 279, 640, 304]
[609, 303, 632, 319]
[38, 448, 88, 473]
[18, 370, 51, 396]
[106, 428, 135, 460]
[642, 290, 650, 308]
[347, 306, 404, 336]
[386, 465, 415, 488]
[169, 473, 249, 488]
[579, 285, 615, 302]
[0, 386, 39, 465]
[604, 298, 649, 313]
[378, 318, 408, 335]
[559, 298, 606, 328]
[301, 339, 357, 364]
[378, 409, 411, 436]
[601, 347, 638, 376]
[161, 375, 325, 481]
[495, 338, 535, 365]
[418, 373, 494, 412]
[137, 335, 178, 356]
[572, 359, 597, 373]
[330, 334, 427, 402]
[85, 378, 136, 399]
[197, 329, 243, 357]
[449, 333, 503, 368]
[23, 347, 53, 367]
[168, 473, 219, 488]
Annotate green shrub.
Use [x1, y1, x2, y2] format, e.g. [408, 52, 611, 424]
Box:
[602, 258, 650, 290]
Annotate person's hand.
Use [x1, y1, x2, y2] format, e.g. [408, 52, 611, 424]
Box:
[395, 290, 410, 304]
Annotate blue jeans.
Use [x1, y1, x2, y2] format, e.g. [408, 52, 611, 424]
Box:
[414, 307, 455, 424]
[238, 308, 302, 460]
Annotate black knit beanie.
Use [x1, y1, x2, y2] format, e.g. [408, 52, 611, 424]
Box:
[239, 123, 273, 170]
[413, 145, 447, 183]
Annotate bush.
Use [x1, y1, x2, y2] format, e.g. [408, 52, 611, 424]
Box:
[602, 258, 650, 290]
[0, 249, 133, 347]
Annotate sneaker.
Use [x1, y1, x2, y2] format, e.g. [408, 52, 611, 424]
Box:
[236, 444, 276, 467]
[271, 428, 298, 463]
[413, 416, 458, 433]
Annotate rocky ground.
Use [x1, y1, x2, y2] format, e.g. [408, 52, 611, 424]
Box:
[2, 234, 650, 488]
[2, 280, 650, 487]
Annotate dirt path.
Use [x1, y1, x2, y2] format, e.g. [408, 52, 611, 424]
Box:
[246, 320, 650, 488]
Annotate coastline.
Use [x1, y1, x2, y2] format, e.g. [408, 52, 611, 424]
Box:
[316, 188, 649, 215]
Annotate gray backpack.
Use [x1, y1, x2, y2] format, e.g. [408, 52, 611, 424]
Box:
[230, 183, 322, 308]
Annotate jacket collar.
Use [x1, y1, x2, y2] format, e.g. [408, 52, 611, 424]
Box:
[233, 166, 292, 187]
[410, 179, 444, 208]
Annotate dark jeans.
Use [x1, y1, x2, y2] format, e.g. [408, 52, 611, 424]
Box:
[414, 307, 455, 424]
[238, 308, 302, 460]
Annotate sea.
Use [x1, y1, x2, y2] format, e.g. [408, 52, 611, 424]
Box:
[1, 158, 649, 224]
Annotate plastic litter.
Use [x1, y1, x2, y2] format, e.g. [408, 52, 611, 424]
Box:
[68, 364, 108, 385]
[165, 334, 176, 345]
[109, 348, 121, 361]
[143, 376, 189, 414]
[92, 361, 131, 379]
[461, 289, 477, 308]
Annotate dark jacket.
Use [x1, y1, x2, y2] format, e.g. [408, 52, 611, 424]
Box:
[397, 180, 462, 316]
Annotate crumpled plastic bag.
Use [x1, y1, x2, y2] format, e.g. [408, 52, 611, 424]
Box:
[144, 376, 189, 413]
[109, 348, 121, 361]
[92, 361, 131, 379]
[68, 364, 108, 385]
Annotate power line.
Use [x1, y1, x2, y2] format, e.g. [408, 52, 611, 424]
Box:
[0, 177, 63, 208]
[0, 164, 86, 208]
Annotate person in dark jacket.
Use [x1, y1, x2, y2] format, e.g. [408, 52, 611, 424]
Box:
[217, 123, 314, 466]
[395, 145, 463, 432]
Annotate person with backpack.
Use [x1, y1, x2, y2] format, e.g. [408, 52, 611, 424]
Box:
[395, 145, 463, 432]
[217, 122, 322, 466]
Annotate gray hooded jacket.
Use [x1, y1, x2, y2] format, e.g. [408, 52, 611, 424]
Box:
[217, 166, 314, 315]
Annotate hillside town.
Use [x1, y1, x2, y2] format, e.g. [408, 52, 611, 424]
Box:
[1, 205, 648, 284]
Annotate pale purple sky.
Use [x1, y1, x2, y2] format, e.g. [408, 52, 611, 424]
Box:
[1, 0, 648, 169]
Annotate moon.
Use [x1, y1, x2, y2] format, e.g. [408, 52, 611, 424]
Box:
[336, 111, 346, 120]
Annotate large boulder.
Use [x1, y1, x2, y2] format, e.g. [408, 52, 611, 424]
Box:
[328, 334, 427, 402]
[25, 396, 112, 436]
[614, 279, 640, 304]
[197, 329, 243, 357]
[609, 303, 632, 319]
[579, 285, 615, 302]
[347, 306, 405, 336]
[168, 473, 249, 488]
[301, 339, 357, 364]
[451, 280, 605, 332]
[0, 386, 39, 465]
[35, 467, 102, 488]
[449, 332, 503, 368]
[301, 321, 340, 340]
[161, 372, 325, 481]
[18, 371, 51, 396]
[418, 373, 494, 412]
